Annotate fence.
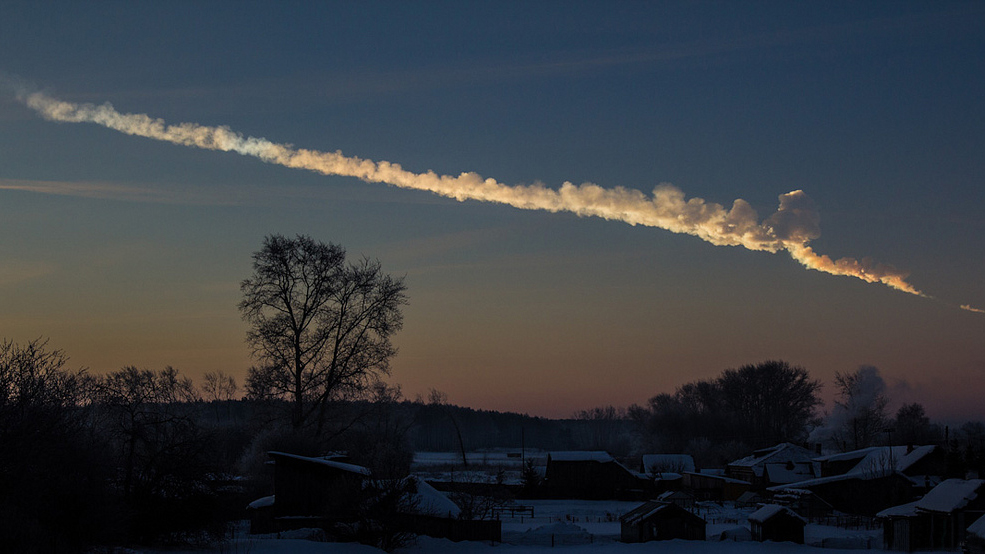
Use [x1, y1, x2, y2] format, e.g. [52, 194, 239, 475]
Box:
[809, 515, 880, 530]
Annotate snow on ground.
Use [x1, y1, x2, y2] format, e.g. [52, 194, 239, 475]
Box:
[126, 499, 940, 554]
[140, 535, 954, 554]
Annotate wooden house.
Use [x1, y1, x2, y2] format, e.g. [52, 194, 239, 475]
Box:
[815, 445, 942, 482]
[748, 504, 806, 544]
[545, 451, 647, 499]
[727, 443, 815, 488]
[878, 478, 985, 551]
[620, 501, 706, 542]
[268, 451, 371, 518]
[247, 451, 371, 533]
[769, 470, 916, 515]
[681, 471, 751, 501]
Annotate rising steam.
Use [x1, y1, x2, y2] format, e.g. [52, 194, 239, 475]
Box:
[11, 88, 930, 296]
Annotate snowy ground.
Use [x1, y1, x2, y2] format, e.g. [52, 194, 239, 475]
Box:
[132, 499, 941, 554]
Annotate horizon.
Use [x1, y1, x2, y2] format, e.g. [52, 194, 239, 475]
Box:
[1, 2, 983, 421]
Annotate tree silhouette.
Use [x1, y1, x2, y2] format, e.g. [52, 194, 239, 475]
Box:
[240, 234, 407, 432]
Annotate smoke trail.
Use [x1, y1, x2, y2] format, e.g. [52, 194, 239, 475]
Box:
[962, 305, 985, 314]
[16, 89, 925, 295]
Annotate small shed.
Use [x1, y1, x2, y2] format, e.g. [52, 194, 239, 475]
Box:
[748, 504, 806, 544]
[620, 501, 706, 543]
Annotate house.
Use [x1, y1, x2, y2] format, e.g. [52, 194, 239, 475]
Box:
[878, 478, 985, 551]
[545, 451, 648, 499]
[640, 454, 696, 475]
[748, 504, 806, 544]
[386, 476, 502, 543]
[815, 445, 942, 485]
[769, 469, 915, 515]
[620, 501, 706, 542]
[681, 471, 751, 501]
[727, 443, 815, 487]
[268, 451, 370, 517]
[767, 445, 944, 516]
[248, 451, 371, 533]
[763, 461, 814, 485]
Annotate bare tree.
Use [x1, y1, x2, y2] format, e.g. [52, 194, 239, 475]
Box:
[201, 370, 237, 422]
[240, 234, 407, 432]
[0, 338, 108, 551]
[201, 370, 237, 403]
[95, 366, 203, 499]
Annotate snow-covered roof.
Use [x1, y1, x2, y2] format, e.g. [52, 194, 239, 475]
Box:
[641, 454, 696, 473]
[876, 479, 985, 518]
[656, 490, 693, 500]
[683, 471, 751, 485]
[549, 451, 614, 463]
[748, 504, 806, 524]
[816, 445, 935, 474]
[247, 495, 275, 510]
[620, 501, 675, 525]
[729, 443, 814, 476]
[764, 462, 814, 484]
[915, 478, 985, 513]
[968, 514, 985, 539]
[876, 500, 920, 518]
[769, 448, 937, 491]
[769, 467, 900, 491]
[407, 476, 460, 518]
[268, 451, 372, 476]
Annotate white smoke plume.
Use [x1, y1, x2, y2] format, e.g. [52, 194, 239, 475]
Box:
[14, 89, 926, 295]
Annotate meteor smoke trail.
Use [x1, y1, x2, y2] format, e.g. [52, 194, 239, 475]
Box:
[15, 89, 925, 296]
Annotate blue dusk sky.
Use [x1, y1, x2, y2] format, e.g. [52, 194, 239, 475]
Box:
[0, 1, 982, 418]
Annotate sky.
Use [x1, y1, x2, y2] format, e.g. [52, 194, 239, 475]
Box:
[0, 1, 983, 420]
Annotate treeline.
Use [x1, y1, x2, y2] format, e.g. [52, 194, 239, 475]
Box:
[5, 335, 985, 552]
[0, 338, 621, 552]
[625, 360, 985, 474]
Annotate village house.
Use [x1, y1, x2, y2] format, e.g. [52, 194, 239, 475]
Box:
[769, 470, 915, 515]
[815, 445, 942, 485]
[727, 443, 816, 488]
[544, 451, 648, 499]
[769, 445, 943, 516]
[878, 478, 985, 551]
[619, 500, 706, 542]
[681, 471, 751, 501]
[248, 451, 371, 533]
[748, 504, 806, 544]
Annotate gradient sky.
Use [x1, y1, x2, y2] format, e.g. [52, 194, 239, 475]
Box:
[1, 1, 983, 419]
